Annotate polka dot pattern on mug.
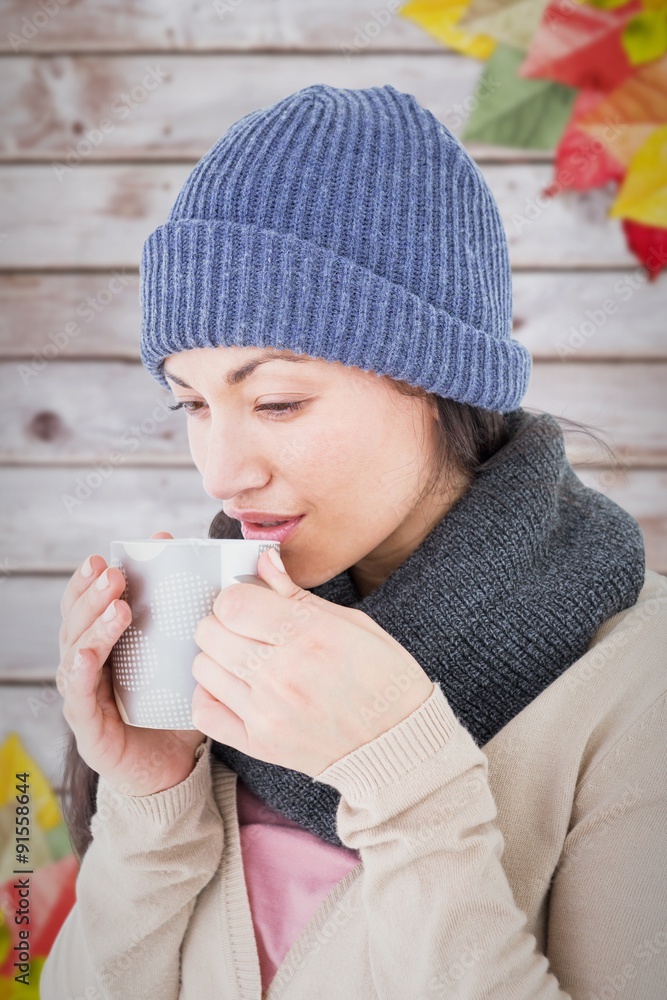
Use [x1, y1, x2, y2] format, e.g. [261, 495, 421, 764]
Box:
[135, 688, 195, 729]
[112, 625, 158, 691]
[152, 571, 218, 641]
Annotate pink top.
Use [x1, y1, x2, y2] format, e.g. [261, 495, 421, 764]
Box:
[236, 778, 362, 992]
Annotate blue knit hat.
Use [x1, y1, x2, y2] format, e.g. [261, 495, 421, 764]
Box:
[140, 83, 531, 412]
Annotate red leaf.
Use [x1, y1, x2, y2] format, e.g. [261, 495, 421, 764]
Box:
[548, 89, 625, 193]
[520, 0, 642, 91]
[622, 218, 667, 279]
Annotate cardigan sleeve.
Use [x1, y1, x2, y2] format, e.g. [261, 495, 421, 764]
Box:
[546, 690, 667, 998]
[312, 682, 572, 999]
[39, 736, 225, 1000]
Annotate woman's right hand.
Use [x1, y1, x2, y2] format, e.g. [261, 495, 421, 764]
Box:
[57, 531, 207, 797]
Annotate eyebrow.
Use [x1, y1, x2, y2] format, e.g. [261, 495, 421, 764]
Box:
[163, 350, 310, 389]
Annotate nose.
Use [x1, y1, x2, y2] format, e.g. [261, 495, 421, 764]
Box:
[200, 417, 269, 500]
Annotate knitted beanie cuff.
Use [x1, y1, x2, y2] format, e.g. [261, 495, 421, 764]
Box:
[140, 219, 532, 412]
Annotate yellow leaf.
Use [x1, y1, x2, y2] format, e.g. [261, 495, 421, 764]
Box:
[585, 0, 640, 9]
[399, 0, 496, 58]
[0, 733, 62, 831]
[610, 124, 667, 226]
[622, 9, 667, 66]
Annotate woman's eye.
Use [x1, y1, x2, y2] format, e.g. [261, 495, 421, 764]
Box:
[167, 400, 207, 415]
[167, 400, 307, 418]
[256, 401, 307, 418]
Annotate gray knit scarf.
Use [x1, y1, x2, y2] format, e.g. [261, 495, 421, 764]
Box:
[210, 408, 645, 848]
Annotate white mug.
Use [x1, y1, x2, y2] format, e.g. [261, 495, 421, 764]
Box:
[109, 538, 280, 730]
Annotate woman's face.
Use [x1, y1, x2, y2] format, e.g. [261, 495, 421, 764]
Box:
[163, 345, 466, 595]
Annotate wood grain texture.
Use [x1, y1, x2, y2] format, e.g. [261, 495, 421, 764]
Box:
[522, 365, 667, 467]
[0, 683, 69, 790]
[0, 466, 221, 572]
[3, 271, 665, 361]
[1, 1, 447, 53]
[511, 272, 666, 360]
[0, 577, 63, 681]
[0, 272, 141, 358]
[0, 51, 555, 164]
[0, 163, 635, 270]
[0, 53, 482, 160]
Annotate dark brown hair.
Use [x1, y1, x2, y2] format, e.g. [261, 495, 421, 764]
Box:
[61, 381, 622, 862]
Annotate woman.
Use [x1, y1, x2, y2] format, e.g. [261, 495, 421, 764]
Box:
[43, 84, 666, 998]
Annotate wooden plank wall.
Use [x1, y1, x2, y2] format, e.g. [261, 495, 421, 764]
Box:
[0, 1, 665, 795]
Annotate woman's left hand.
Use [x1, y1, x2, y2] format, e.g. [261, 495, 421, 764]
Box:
[191, 548, 435, 777]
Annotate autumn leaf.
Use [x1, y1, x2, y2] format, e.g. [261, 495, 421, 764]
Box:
[610, 124, 667, 227]
[519, 0, 641, 90]
[457, 0, 550, 52]
[577, 55, 667, 167]
[398, 0, 496, 57]
[621, 217, 667, 278]
[622, 8, 667, 66]
[462, 43, 577, 149]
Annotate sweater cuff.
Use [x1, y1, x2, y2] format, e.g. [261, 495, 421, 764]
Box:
[95, 735, 214, 826]
[311, 683, 459, 803]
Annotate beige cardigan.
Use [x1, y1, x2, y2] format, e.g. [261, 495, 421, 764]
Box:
[40, 569, 667, 999]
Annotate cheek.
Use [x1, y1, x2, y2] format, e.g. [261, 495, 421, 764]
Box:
[298, 399, 408, 507]
[275, 417, 336, 476]
[188, 424, 207, 475]
[354, 416, 427, 513]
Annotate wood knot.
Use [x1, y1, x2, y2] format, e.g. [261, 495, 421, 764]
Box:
[28, 410, 68, 442]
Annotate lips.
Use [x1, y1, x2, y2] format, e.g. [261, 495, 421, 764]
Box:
[239, 515, 305, 543]
[226, 509, 300, 522]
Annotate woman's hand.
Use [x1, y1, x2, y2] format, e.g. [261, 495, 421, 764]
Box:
[191, 549, 434, 777]
[57, 531, 206, 797]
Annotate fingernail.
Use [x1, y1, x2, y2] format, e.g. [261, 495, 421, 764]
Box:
[102, 601, 117, 621]
[81, 557, 94, 578]
[95, 570, 110, 590]
[267, 547, 286, 573]
[73, 649, 84, 670]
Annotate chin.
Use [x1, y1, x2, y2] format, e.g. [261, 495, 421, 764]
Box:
[286, 552, 343, 590]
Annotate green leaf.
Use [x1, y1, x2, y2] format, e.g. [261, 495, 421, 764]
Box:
[461, 43, 578, 150]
